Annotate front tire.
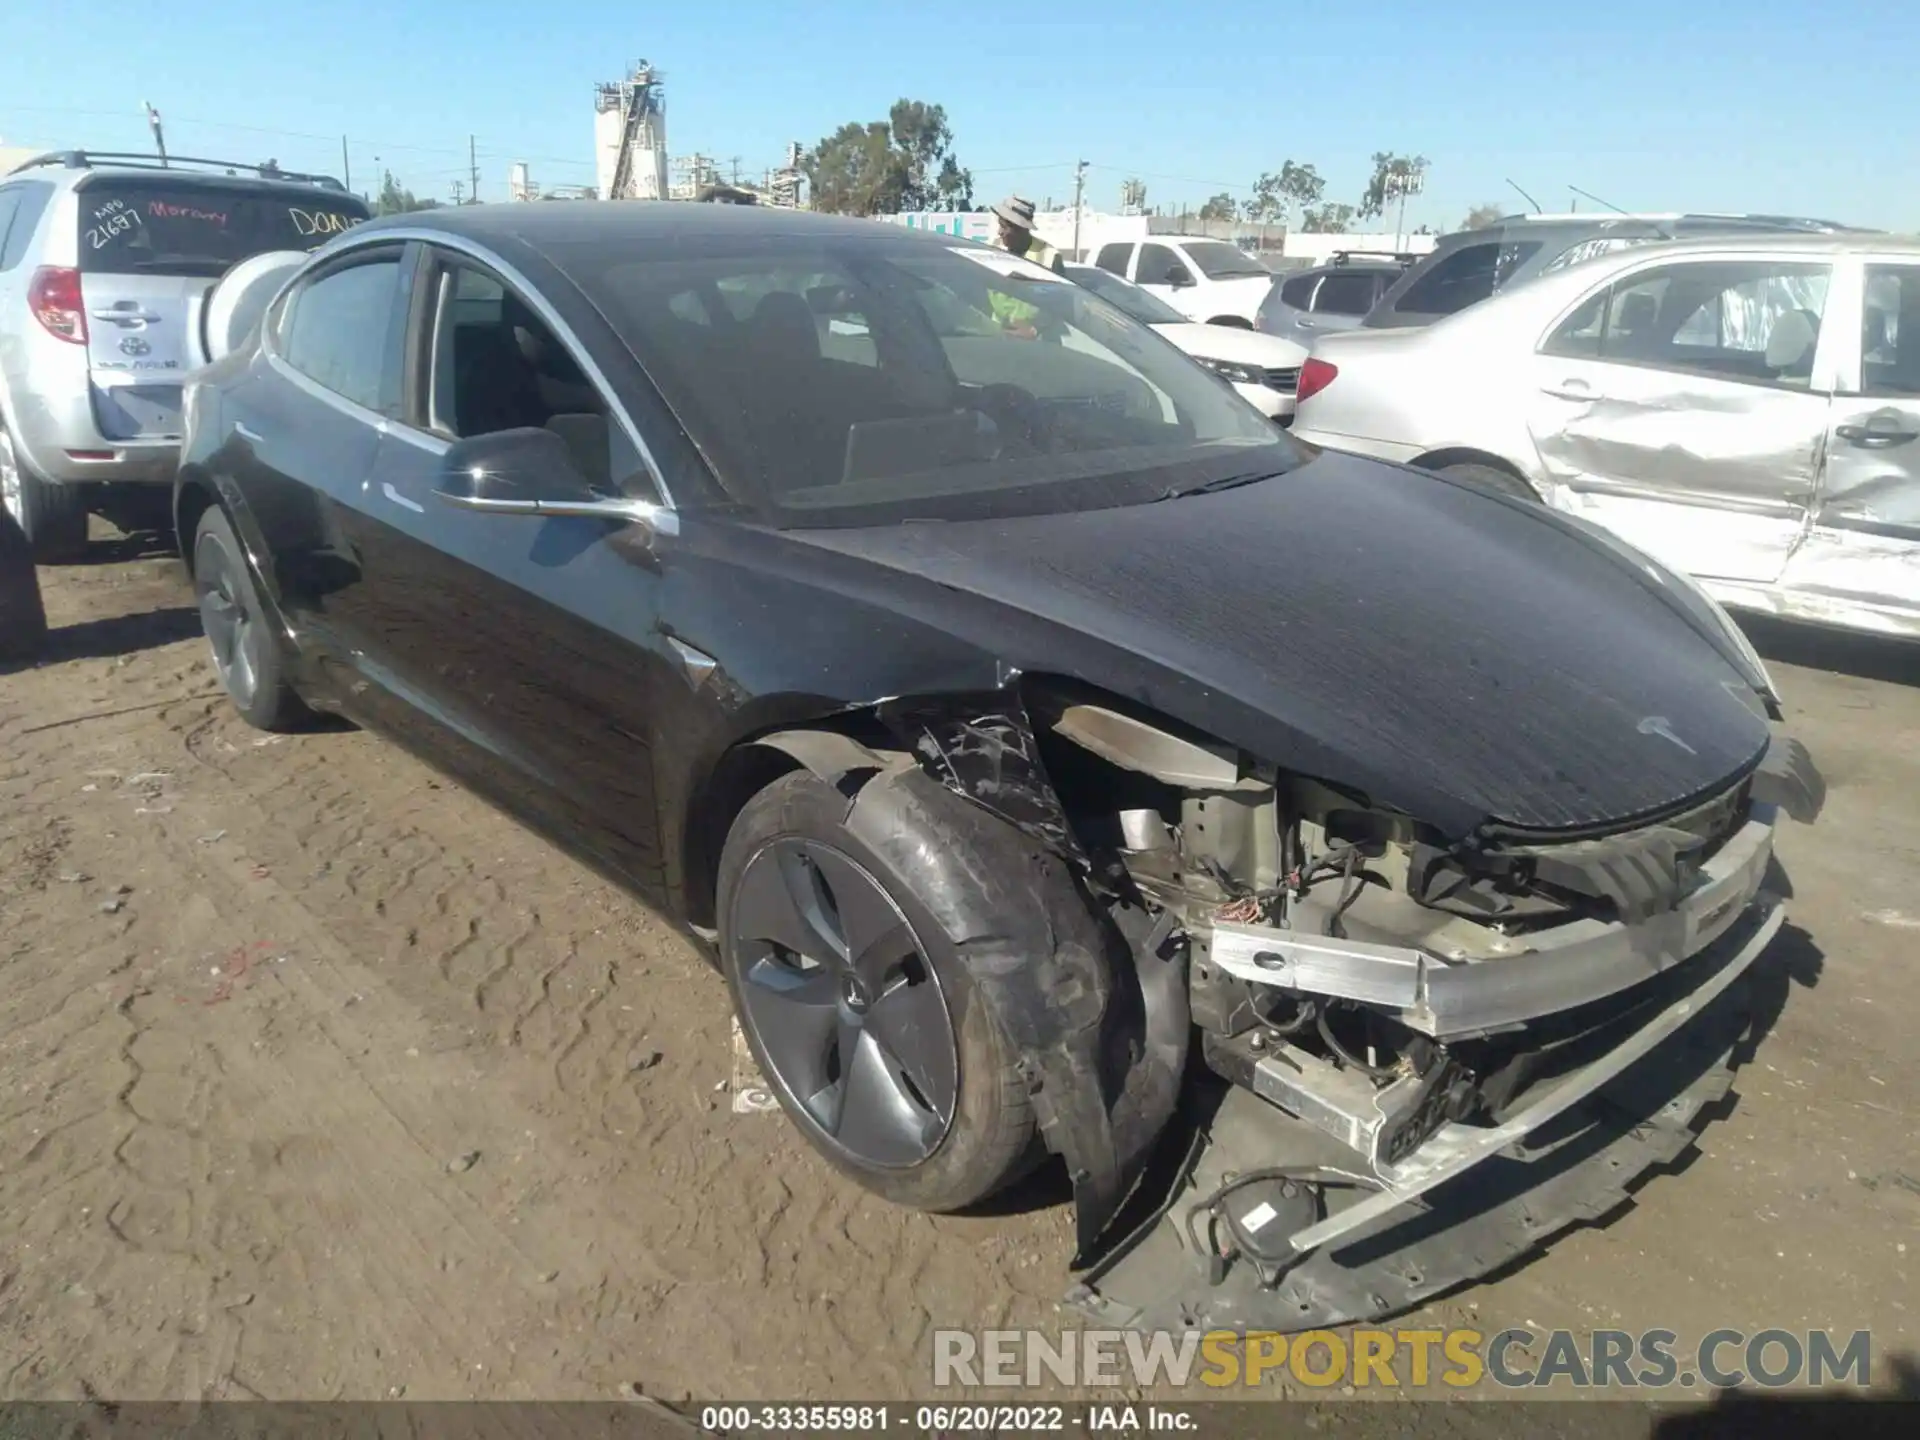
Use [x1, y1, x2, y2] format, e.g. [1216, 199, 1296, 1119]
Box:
[0, 503, 48, 662]
[192, 504, 311, 731]
[1434, 460, 1540, 502]
[0, 427, 90, 563]
[717, 768, 1038, 1212]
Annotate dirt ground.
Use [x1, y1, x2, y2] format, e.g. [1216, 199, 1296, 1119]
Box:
[1, 528, 1914, 1405]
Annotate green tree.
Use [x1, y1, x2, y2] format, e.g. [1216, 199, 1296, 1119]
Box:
[1197, 191, 1238, 222]
[1301, 202, 1354, 233]
[1358, 152, 1429, 236]
[1459, 202, 1503, 230]
[372, 170, 438, 216]
[803, 100, 973, 215]
[1247, 160, 1324, 229]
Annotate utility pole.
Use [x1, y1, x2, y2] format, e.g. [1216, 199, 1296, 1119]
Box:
[1071, 158, 1087, 260]
[451, 179, 466, 206]
[341, 136, 351, 192]
[469, 135, 479, 204]
[730, 155, 742, 186]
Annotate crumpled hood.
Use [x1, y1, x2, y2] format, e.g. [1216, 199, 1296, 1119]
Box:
[786, 451, 1772, 837]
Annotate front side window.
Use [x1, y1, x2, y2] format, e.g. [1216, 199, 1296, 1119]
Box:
[279, 258, 403, 415]
[572, 236, 1294, 528]
[1543, 259, 1831, 388]
[75, 179, 369, 277]
[426, 258, 616, 487]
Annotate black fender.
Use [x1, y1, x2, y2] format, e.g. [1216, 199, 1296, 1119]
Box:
[750, 729, 1188, 1263]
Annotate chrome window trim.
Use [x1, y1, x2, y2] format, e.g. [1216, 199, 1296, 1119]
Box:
[307, 226, 674, 508]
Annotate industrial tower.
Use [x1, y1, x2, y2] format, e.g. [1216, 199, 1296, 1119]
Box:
[594, 62, 668, 201]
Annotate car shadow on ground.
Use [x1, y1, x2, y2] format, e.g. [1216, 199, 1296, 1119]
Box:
[0, 604, 202, 676]
[1648, 1351, 1920, 1436]
[1736, 614, 1920, 689]
[63, 526, 180, 566]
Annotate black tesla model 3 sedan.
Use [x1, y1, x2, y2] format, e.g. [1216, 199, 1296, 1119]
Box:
[174, 203, 1823, 1330]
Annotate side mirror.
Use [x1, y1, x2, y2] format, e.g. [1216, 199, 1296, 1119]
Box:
[1164, 267, 1194, 287]
[433, 427, 663, 528]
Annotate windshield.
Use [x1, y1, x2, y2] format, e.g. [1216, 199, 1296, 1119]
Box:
[1183, 241, 1270, 280]
[1063, 265, 1188, 325]
[77, 179, 370, 277]
[571, 234, 1296, 528]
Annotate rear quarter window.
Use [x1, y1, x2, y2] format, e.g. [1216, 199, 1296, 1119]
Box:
[77, 181, 370, 276]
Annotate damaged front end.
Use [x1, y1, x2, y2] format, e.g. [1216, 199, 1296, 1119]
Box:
[846, 677, 1823, 1329]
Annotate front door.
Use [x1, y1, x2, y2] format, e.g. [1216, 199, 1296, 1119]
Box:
[351, 249, 678, 897]
[1527, 254, 1836, 585]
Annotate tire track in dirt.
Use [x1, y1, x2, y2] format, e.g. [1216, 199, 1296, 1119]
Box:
[3, 560, 1078, 1402]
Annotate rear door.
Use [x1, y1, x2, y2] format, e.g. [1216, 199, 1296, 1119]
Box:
[1527, 252, 1837, 585]
[75, 177, 368, 440]
[1807, 256, 1920, 621]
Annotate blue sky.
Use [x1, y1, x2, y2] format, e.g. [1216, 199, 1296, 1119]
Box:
[3, 0, 1915, 231]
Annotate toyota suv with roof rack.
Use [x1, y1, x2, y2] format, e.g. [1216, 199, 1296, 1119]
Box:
[0, 150, 370, 559]
[1358, 211, 1866, 334]
[1255, 249, 1419, 346]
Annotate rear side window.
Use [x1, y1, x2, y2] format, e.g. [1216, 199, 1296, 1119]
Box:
[1279, 274, 1317, 308]
[0, 183, 54, 271]
[1136, 244, 1183, 284]
[77, 180, 370, 277]
[279, 258, 404, 415]
[1395, 241, 1541, 317]
[1094, 242, 1132, 275]
[1314, 271, 1377, 316]
[0, 192, 21, 269]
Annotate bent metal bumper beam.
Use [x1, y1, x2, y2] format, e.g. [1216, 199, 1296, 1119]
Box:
[1204, 803, 1780, 1040]
[1280, 893, 1781, 1258]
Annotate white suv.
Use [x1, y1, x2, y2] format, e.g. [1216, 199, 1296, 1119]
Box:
[1088, 237, 1276, 328]
[0, 150, 368, 559]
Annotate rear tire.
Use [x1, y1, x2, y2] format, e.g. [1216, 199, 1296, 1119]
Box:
[0, 426, 90, 563]
[717, 768, 1038, 1213]
[1433, 460, 1540, 503]
[192, 504, 311, 731]
[0, 504, 48, 662]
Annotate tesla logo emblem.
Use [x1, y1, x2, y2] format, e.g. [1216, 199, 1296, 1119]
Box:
[119, 336, 151, 356]
[1638, 716, 1698, 755]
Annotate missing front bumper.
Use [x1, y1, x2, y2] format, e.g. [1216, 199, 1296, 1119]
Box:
[1067, 895, 1781, 1332]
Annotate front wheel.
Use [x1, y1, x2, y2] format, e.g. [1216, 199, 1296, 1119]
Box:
[716, 769, 1039, 1212]
[192, 505, 311, 731]
[1433, 460, 1540, 503]
[0, 427, 89, 563]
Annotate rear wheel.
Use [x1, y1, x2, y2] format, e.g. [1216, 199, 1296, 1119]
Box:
[1433, 460, 1540, 503]
[192, 505, 310, 731]
[717, 769, 1038, 1212]
[0, 503, 48, 662]
[0, 427, 90, 562]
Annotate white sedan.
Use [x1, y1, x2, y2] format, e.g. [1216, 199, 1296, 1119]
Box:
[1063, 264, 1307, 422]
[1291, 232, 1920, 640]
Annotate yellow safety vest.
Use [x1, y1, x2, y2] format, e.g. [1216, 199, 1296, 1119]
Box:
[990, 236, 1061, 329]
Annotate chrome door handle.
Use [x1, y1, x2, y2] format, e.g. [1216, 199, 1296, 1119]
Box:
[233, 422, 265, 443]
[1541, 379, 1595, 401]
[90, 306, 162, 323]
[1836, 422, 1918, 449]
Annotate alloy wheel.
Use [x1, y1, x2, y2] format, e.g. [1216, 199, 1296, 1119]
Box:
[194, 529, 260, 705]
[0, 430, 21, 526]
[728, 838, 958, 1168]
